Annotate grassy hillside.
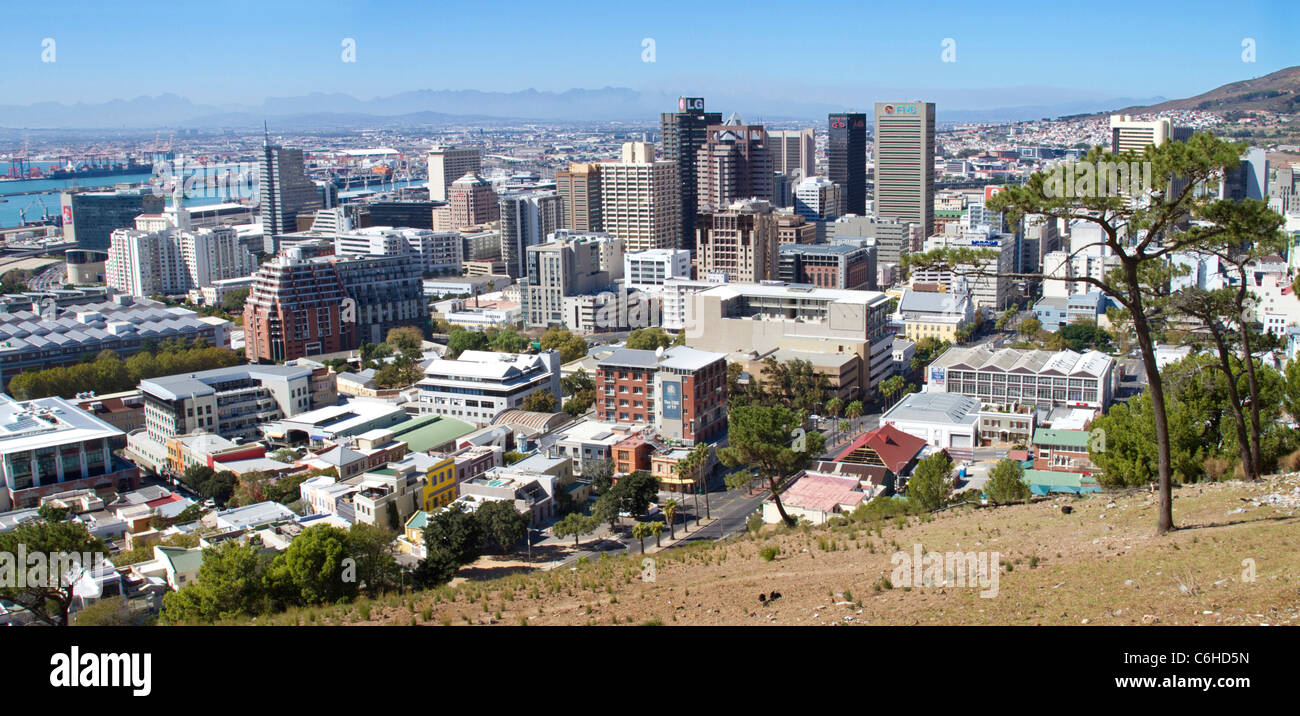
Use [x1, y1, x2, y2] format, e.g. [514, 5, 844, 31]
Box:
[237, 474, 1300, 627]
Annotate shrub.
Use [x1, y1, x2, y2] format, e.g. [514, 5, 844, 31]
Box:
[759, 545, 780, 562]
[1203, 456, 1231, 481]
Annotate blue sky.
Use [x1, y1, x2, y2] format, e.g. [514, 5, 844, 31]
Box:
[3, 0, 1298, 108]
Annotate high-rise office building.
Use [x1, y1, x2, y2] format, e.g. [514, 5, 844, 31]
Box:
[427, 145, 482, 202]
[768, 129, 816, 180]
[1109, 115, 1173, 154]
[661, 98, 722, 251]
[523, 231, 624, 328]
[243, 250, 355, 363]
[600, 142, 681, 253]
[500, 190, 564, 278]
[696, 199, 779, 283]
[556, 162, 603, 231]
[828, 112, 867, 215]
[259, 133, 324, 238]
[434, 173, 499, 230]
[873, 102, 935, 238]
[60, 188, 164, 252]
[696, 114, 773, 213]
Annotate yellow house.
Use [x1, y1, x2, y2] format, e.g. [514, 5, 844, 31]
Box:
[419, 454, 458, 512]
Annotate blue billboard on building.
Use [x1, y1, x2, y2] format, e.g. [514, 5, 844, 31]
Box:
[661, 380, 682, 420]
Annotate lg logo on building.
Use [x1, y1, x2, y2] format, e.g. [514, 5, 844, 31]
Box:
[883, 105, 917, 115]
[679, 97, 704, 112]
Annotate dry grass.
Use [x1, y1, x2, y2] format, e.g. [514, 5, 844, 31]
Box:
[244, 474, 1300, 627]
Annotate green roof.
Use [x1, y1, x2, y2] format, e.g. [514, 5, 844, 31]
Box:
[405, 510, 431, 531]
[371, 468, 399, 476]
[389, 414, 476, 453]
[1031, 428, 1092, 449]
[1023, 469, 1096, 488]
[157, 546, 203, 573]
[935, 209, 964, 218]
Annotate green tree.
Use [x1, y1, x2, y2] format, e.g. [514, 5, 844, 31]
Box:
[522, 390, 558, 413]
[985, 458, 1030, 503]
[616, 471, 660, 518]
[0, 518, 108, 626]
[718, 404, 824, 527]
[421, 503, 482, 566]
[662, 498, 679, 540]
[488, 327, 530, 353]
[906, 452, 954, 511]
[552, 512, 598, 548]
[626, 327, 674, 350]
[476, 499, 528, 554]
[265, 525, 358, 607]
[1017, 317, 1042, 339]
[647, 520, 665, 547]
[584, 458, 615, 495]
[347, 522, 399, 593]
[539, 327, 588, 363]
[161, 541, 272, 624]
[220, 288, 250, 313]
[445, 327, 489, 359]
[632, 521, 653, 553]
[386, 326, 426, 356]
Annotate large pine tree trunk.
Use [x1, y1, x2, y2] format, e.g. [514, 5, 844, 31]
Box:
[769, 474, 797, 527]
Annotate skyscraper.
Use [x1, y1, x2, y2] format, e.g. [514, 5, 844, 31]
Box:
[434, 173, 499, 230]
[500, 190, 564, 278]
[873, 102, 935, 237]
[768, 128, 816, 180]
[259, 130, 324, 239]
[696, 113, 773, 214]
[696, 199, 779, 283]
[556, 162, 603, 231]
[828, 112, 867, 215]
[599, 142, 681, 253]
[661, 97, 722, 251]
[427, 145, 482, 202]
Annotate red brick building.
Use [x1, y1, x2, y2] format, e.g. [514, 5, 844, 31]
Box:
[243, 252, 355, 363]
[595, 345, 728, 444]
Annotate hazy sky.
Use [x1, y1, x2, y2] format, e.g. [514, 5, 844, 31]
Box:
[3, 0, 1297, 108]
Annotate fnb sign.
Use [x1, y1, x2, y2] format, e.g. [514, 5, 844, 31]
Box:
[679, 97, 704, 112]
[882, 104, 917, 115]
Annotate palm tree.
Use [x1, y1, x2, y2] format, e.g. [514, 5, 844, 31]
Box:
[845, 400, 863, 432]
[662, 498, 678, 540]
[826, 397, 843, 443]
[632, 522, 652, 554]
[648, 521, 665, 548]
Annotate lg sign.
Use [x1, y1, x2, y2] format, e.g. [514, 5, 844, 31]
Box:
[679, 97, 704, 112]
[883, 104, 917, 115]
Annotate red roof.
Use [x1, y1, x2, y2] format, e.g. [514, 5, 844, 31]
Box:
[835, 423, 927, 474]
[145, 494, 183, 509]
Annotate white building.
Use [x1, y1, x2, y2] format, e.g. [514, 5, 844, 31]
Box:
[881, 391, 981, 453]
[794, 175, 841, 221]
[917, 228, 1016, 311]
[624, 249, 692, 290]
[334, 226, 463, 276]
[427, 145, 482, 202]
[107, 207, 256, 298]
[416, 350, 562, 426]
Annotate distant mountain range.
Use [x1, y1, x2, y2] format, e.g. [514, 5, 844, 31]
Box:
[0, 83, 1210, 131]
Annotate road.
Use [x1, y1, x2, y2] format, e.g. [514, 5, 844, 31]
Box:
[27, 261, 65, 290]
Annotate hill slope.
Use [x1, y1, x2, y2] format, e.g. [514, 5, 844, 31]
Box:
[250, 474, 1300, 627]
[1115, 65, 1300, 115]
